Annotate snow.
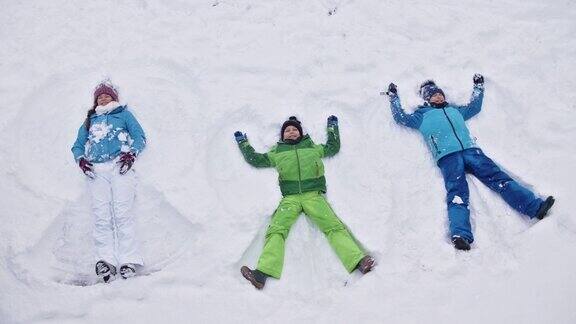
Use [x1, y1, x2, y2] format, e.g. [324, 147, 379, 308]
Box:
[1, 0, 576, 323]
[89, 122, 114, 143]
[452, 195, 465, 205]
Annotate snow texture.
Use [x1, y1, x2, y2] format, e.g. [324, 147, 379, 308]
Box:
[89, 122, 113, 144]
[452, 195, 464, 205]
[1, 0, 576, 323]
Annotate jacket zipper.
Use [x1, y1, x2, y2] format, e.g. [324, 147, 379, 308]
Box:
[442, 108, 464, 150]
[294, 146, 302, 193]
[105, 115, 110, 159]
[430, 135, 440, 154]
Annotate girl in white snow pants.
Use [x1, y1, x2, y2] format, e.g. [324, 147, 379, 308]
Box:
[71, 81, 147, 282]
[90, 161, 142, 269]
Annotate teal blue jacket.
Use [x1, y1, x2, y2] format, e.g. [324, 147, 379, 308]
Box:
[388, 85, 484, 162]
[71, 105, 146, 163]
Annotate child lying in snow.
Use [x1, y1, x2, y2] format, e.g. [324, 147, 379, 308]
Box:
[71, 81, 146, 282]
[234, 116, 375, 289]
[383, 74, 554, 251]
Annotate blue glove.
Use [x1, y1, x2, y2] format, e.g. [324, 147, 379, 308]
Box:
[327, 115, 338, 128]
[234, 131, 247, 143]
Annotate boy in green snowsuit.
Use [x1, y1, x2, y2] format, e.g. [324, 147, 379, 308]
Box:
[234, 116, 375, 289]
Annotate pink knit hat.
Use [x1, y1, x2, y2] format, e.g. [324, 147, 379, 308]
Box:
[93, 82, 119, 104]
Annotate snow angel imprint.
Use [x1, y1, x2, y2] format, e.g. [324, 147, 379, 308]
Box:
[234, 116, 375, 290]
[71, 81, 147, 282]
[383, 74, 554, 251]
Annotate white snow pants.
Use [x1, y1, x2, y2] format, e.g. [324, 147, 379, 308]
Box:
[89, 160, 143, 267]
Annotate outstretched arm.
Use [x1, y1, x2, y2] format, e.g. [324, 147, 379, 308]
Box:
[457, 74, 485, 120]
[320, 115, 340, 158]
[385, 83, 422, 129]
[234, 132, 273, 168]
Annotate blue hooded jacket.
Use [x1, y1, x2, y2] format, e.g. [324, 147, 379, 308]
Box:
[388, 84, 484, 162]
[71, 105, 146, 163]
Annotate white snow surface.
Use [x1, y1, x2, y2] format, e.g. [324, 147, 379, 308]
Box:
[1, 0, 576, 323]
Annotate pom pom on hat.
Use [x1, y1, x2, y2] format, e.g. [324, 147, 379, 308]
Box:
[419, 80, 444, 102]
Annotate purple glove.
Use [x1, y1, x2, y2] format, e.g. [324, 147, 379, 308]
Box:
[117, 152, 136, 175]
[79, 157, 95, 179]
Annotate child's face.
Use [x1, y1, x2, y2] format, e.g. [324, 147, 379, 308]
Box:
[283, 126, 301, 141]
[97, 94, 114, 106]
[429, 93, 445, 105]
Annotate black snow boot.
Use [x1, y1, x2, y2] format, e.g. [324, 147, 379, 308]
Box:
[357, 255, 376, 274]
[119, 264, 137, 279]
[241, 266, 267, 290]
[95, 260, 117, 283]
[536, 196, 555, 220]
[452, 236, 471, 251]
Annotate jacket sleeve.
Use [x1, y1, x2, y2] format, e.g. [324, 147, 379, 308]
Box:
[457, 84, 484, 120]
[320, 125, 340, 158]
[238, 140, 274, 168]
[71, 124, 88, 162]
[389, 94, 422, 129]
[124, 110, 146, 156]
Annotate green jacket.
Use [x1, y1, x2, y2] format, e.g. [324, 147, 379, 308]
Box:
[238, 126, 340, 196]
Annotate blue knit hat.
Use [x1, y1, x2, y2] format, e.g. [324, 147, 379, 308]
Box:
[420, 80, 444, 102]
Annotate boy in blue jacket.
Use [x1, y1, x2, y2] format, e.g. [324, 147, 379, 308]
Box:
[384, 74, 554, 250]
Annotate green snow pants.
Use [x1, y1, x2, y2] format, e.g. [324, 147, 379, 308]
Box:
[256, 191, 365, 279]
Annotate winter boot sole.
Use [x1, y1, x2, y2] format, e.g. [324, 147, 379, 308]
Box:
[452, 237, 471, 251]
[119, 264, 137, 279]
[95, 260, 117, 283]
[358, 256, 376, 274]
[240, 266, 264, 290]
[536, 196, 555, 220]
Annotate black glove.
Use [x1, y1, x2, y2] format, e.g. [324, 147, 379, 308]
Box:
[386, 83, 397, 96]
[473, 74, 484, 85]
[78, 157, 95, 179]
[327, 115, 338, 128]
[234, 131, 247, 144]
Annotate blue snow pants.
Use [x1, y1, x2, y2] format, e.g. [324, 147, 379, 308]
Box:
[437, 148, 543, 243]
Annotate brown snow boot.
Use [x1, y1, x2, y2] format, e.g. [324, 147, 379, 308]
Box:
[357, 255, 376, 274]
[241, 266, 267, 290]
